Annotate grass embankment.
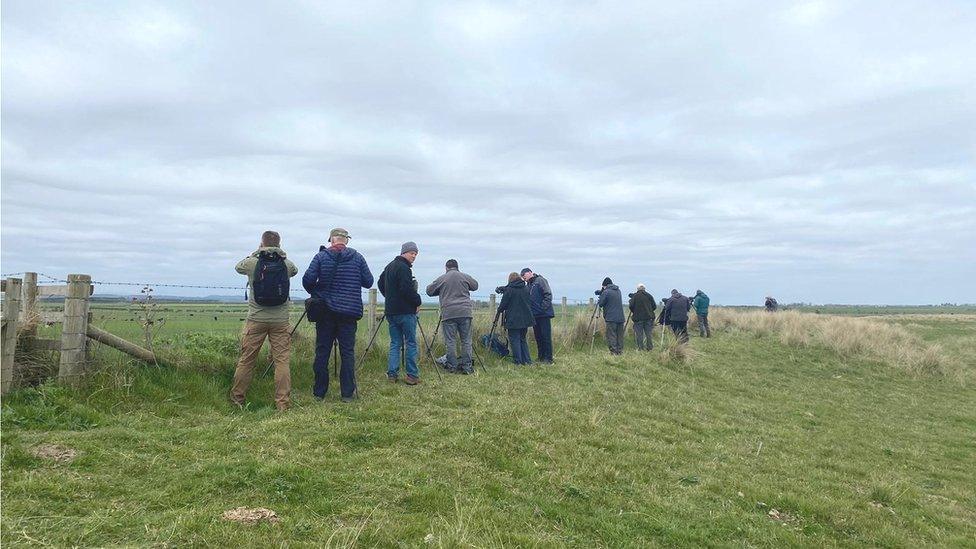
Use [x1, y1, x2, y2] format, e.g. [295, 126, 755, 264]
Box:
[2, 308, 975, 546]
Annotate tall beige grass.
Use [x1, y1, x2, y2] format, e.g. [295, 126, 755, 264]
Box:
[709, 309, 960, 379]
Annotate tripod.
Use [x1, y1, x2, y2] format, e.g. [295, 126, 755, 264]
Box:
[357, 313, 387, 369]
[586, 300, 602, 353]
[416, 315, 443, 381]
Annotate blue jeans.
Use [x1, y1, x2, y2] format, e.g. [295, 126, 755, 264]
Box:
[387, 314, 419, 378]
[312, 315, 358, 398]
[508, 328, 531, 365]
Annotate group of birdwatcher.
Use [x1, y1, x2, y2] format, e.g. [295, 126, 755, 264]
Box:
[229, 229, 713, 411]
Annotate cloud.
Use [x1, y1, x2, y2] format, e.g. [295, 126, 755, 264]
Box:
[2, 0, 975, 304]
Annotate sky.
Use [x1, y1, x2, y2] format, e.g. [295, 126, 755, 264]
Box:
[2, 1, 975, 305]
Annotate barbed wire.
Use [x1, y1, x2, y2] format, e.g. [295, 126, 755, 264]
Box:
[13, 272, 596, 303]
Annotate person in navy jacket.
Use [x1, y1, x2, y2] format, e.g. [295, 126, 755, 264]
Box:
[303, 228, 373, 402]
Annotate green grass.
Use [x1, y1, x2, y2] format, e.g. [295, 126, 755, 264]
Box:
[2, 307, 975, 546]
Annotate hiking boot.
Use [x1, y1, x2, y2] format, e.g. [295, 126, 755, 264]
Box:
[388, 375, 398, 383]
[460, 368, 474, 375]
[340, 395, 358, 403]
[404, 375, 421, 385]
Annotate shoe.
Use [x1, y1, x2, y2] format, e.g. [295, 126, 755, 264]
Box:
[460, 368, 473, 375]
[404, 375, 421, 385]
[388, 375, 398, 383]
[313, 394, 325, 402]
[340, 395, 358, 403]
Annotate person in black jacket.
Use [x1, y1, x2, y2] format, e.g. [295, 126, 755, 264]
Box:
[664, 289, 691, 343]
[628, 284, 656, 351]
[378, 242, 423, 384]
[496, 272, 534, 365]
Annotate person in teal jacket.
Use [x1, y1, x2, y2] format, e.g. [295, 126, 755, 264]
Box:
[693, 290, 711, 338]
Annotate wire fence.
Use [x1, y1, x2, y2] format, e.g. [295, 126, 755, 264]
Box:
[4, 271, 599, 305]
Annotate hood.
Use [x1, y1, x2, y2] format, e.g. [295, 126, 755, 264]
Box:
[507, 279, 527, 289]
[320, 245, 356, 259]
[253, 246, 287, 258]
[605, 284, 620, 291]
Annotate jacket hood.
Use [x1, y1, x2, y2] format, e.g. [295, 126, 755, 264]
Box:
[253, 246, 287, 258]
[507, 279, 527, 289]
[605, 284, 620, 291]
[320, 245, 357, 259]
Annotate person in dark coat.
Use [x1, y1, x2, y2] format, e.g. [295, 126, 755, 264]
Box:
[664, 289, 691, 343]
[302, 228, 374, 402]
[378, 242, 423, 384]
[597, 277, 625, 355]
[765, 296, 778, 312]
[522, 268, 555, 364]
[628, 284, 656, 351]
[496, 272, 534, 365]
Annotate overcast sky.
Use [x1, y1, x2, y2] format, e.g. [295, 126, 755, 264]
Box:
[2, 1, 974, 304]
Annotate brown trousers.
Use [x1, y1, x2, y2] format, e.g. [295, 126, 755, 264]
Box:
[231, 320, 291, 410]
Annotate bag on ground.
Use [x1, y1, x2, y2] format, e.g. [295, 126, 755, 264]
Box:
[480, 334, 510, 358]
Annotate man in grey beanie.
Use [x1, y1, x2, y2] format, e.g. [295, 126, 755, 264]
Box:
[378, 241, 423, 384]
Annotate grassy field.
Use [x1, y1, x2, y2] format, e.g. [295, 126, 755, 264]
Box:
[2, 304, 975, 546]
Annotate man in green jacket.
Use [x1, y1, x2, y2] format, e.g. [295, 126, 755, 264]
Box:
[231, 231, 299, 410]
[693, 290, 711, 338]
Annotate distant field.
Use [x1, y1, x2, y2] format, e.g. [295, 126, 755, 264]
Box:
[2, 304, 974, 546]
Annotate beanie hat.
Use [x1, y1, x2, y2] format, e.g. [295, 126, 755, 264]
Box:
[400, 241, 418, 254]
[602, 277, 613, 286]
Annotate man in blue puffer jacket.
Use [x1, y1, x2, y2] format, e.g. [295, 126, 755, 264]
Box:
[302, 228, 374, 402]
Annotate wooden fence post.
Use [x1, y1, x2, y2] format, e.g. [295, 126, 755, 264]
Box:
[58, 274, 91, 385]
[2, 277, 24, 395]
[561, 296, 568, 318]
[589, 297, 595, 307]
[21, 272, 38, 338]
[489, 293, 496, 319]
[368, 288, 378, 334]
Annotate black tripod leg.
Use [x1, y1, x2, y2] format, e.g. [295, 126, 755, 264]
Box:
[356, 314, 385, 374]
[332, 340, 338, 380]
[416, 316, 442, 381]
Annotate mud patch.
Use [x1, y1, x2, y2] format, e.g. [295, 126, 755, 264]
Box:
[221, 507, 282, 525]
[31, 444, 78, 464]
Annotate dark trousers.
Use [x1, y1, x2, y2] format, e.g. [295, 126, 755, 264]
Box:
[605, 321, 624, 354]
[697, 313, 710, 337]
[508, 328, 531, 364]
[532, 316, 553, 363]
[670, 320, 689, 343]
[313, 315, 358, 398]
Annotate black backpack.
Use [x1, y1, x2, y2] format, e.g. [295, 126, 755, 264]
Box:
[252, 251, 290, 306]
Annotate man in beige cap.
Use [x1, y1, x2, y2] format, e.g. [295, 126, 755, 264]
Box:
[303, 228, 373, 402]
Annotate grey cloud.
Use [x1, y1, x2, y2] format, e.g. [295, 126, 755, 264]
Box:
[2, 0, 975, 305]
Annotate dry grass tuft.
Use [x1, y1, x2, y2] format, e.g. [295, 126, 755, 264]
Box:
[710, 309, 960, 380]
